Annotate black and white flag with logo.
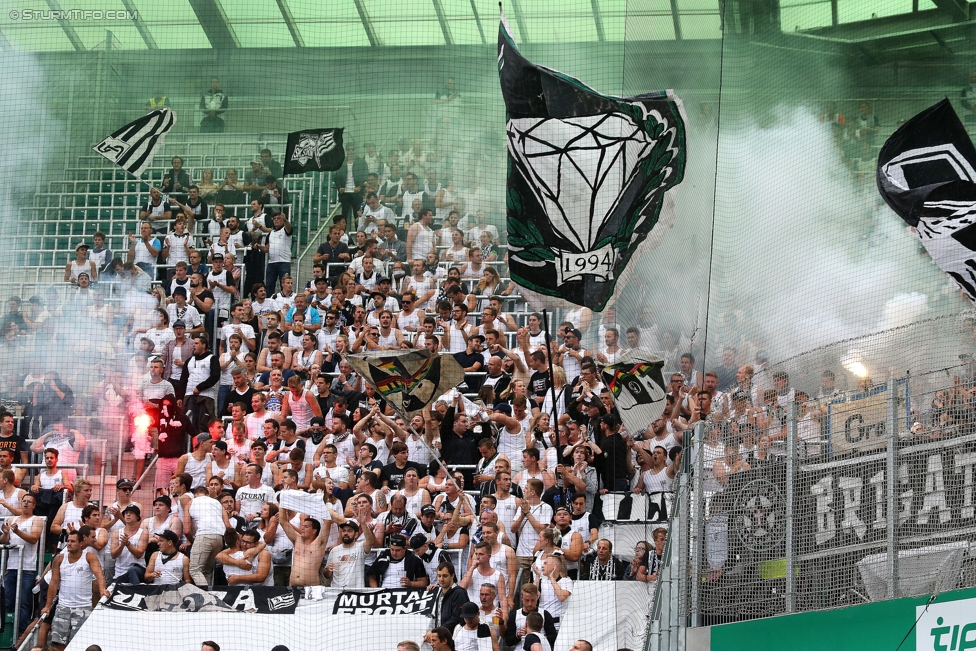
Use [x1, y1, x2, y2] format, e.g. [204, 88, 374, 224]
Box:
[92, 108, 176, 178]
[498, 12, 687, 311]
[877, 98, 976, 301]
[283, 128, 345, 175]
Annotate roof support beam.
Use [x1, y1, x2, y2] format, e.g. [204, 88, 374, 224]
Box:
[931, 0, 968, 22]
[352, 0, 380, 47]
[275, 0, 305, 47]
[432, 0, 455, 45]
[186, 0, 240, 49]
[669, 0, 683, 40]
[120, 0, 157, 49]
[469, 0, 486, 44]
[930, 30, 953, 54]
[591, 0, 606, 41]
[510, 0, 530, 43]
[45, 0, 85, 51]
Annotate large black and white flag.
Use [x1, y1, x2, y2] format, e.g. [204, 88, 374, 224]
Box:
[877, 98, 976, 301]
[601, 349, 667, 437]
[283, 128, 345, 175]
[92, 108, 176, 178]
[498, 13, 687, 311]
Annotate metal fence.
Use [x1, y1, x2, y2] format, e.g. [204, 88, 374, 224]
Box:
[673, 363, 976, 630]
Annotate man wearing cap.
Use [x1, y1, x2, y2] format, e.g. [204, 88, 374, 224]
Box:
[64, 241, 98, 284]
[323, 501, 374, 588]
[244, 158, 269, 194]
[409, 531, 445, 584]
[182, 485, 230, 586]
[110, 504, 149, 584]
[161, 316, 195, 396]
[145, 529, 191, 584]
[452, 600, 500, 651]
[368, 533, 428, 588]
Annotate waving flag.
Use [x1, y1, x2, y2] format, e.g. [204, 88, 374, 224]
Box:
[283, 128, 345, 175]
[601, 349, 667, 436]
[498, 13, 687, 311]
[345, 350, 464, 419]
[877, 98, 976, 301]
[93, 108, 176, 178]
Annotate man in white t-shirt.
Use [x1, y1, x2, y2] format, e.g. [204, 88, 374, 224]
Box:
[128, 221, 161, 277]
[235, 464, 277, 523]
[324, 511, 375, 588]
[264, 211, 293, 295]
[220, 303, 257, 355]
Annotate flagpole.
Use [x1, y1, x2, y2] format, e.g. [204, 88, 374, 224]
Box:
[541, 309, 560, 428]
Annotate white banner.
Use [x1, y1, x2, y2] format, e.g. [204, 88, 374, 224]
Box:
[67, 594, 431, 651]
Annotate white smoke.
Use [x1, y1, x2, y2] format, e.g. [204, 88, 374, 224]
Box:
[699, 107, 967, 368]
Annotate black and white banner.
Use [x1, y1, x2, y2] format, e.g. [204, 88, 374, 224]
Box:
[332, 588, 436, 615]
[106, 583, 300, 614]
[93, 107, 176, 178]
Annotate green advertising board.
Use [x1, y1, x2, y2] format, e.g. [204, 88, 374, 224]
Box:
[709, 587, 976, 651]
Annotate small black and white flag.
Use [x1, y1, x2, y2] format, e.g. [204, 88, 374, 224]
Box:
[92, 107, 176, 178]
[877, 98, 976, 301]
[283, 128, 345, 175]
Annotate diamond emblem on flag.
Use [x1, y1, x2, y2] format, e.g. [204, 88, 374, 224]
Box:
[507, 109, 670, 252]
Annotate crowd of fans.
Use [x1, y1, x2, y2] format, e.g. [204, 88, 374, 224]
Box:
[6, 110, 975, 648]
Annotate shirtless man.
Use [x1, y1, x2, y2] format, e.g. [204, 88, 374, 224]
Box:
[277, 511, 329, 587]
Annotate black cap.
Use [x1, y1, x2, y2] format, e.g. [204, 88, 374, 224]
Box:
[314, 276, 328, 284]
[158, 529, 180, 545]
[173, 286, 187, 297]
[377, 276, 391, 284]
[421, 505, 436, 516]
[173, 319, 186, 328]
[153, 495, 172, 508]
[116, 478, 134, 489]
[212, 253, 224, 260]
[310, 416, 325, 426]
[389, 534, 407, 547]
[122, 504, 141, 518]
[409, 533, 428, 550]
[461, 602, 480, 618]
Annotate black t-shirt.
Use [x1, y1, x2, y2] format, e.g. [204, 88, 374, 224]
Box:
[192, 289, 215, 314]
[221, 387, 255, 417]
[454, 351, 483, 371]
[316, 241, 351, 267]
[0, 433, 27, 458]
[529, 370, 551, 401]
[379, 460, 426, 489]
[524, 633, 545, 650]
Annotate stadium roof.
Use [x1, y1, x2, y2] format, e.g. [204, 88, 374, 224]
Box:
[0, 0, 722, 52]
[0, 0, 948, 53]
